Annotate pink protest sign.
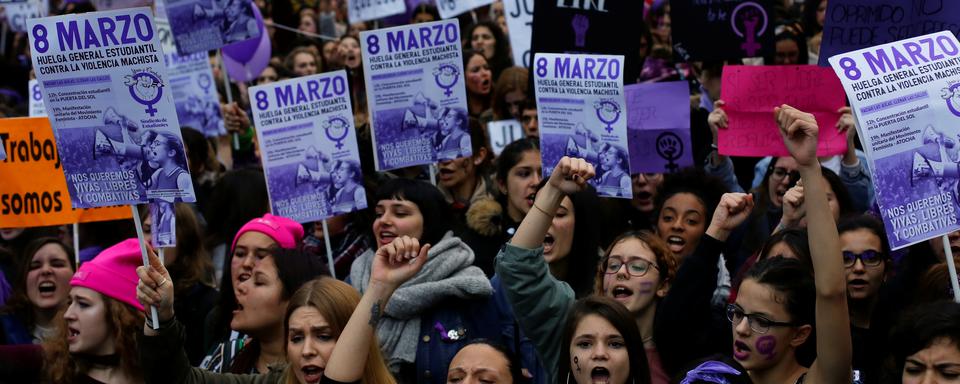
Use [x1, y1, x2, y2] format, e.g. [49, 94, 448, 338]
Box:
[719, 65, 846, 157]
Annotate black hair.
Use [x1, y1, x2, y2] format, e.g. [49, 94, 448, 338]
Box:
[654, 167, 728, 227]
[467, 117, 493, 175]
[495, 137, 540, 185]
[801, 0, 826, 37]
[559, 296, 652, 384]
[458, 339, 530, 384]
[543, 183, 602, 298]
[410, 3, 440, 22]
[837, 214, 890, 259]
[821, 166, 854, 219]
[773, 24, 810, 65]
[270, 247, 329, 299]
[179, 127, 208, 172]
[758, 228, 811, 267]
[374, 178, 454, 245]
[745, 256, 816, 365]
[206, 168, 270, 345]
[890, 300, 960, 373]
[671, 354, 753, 384]
[464, 21, 511, 81]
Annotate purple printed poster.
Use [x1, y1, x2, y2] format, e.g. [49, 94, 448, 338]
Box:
[2, 0, 45, 33]
[625, 81, 692, 174]
[157, 16, 226, 138]
[534, 53, 631, 199]
[28, 7, 196, 208]
[348, 0, 405, 23]
[149, 199, 176, 248]
[162, 0, 260, 55]
[828, 31, 960, 249]
[29, 79, 46, 117]
[436, 0, 495, 19]
[361, 19, 472, 171]
[819, 0, 960, 67]
[249, 70, 367, 223]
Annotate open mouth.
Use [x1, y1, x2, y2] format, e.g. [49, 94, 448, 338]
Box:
[67, 326, 80, 343]
[847, 278, 868, 289]
[733, 340, 751, 360]
[525, 193, 536, 207]
[301, 364, 323, 384]
[38, 281, 57, 296]
[635, 191, 652, 201]
[665, 236, 685, 253]
[591, 367, 611, 383]
[237, 272, 251, 283]
[611, 285, 633, 299]
[543, 233, 555, 254]
[378, 231, 397, 246]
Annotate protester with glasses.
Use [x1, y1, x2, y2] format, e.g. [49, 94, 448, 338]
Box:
[656, 106, 851, 383]
[497, 156, 679, 383]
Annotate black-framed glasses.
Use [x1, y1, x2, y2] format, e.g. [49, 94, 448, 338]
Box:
[602, 257, 659, 277]
[726, 304, 796, 334]
[769, 166, 799, 183]
[842, 250, 884, 268]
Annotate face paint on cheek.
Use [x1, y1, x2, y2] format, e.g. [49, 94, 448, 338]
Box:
[574, 356, 581, 373]
[755, 335, 777, 361]
[638, 281, 655, 295]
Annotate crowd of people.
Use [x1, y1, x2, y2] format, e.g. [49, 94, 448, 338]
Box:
[1, 0, 960, 383]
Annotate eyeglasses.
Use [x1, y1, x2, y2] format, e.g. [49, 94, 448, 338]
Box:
[602, 257, 659, 277]
[842, 250, 884, 268]
[769, 167, 794, 181]
[726, 304, 796, 334]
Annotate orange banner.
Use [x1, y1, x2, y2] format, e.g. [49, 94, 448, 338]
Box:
[0, 117, 130, 228]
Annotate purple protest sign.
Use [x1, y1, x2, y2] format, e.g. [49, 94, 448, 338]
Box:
[625, 81, 692, 173]
[720, 65, 847, 157]
[818, 0, 960, 67]
[671, 0, 775, 61]
[149, 200, 176, 248]
[361, 19, 471, 171]
[163, 0, 261, 55]
[28, 7, 197, 208]
[249, 70, 367, 223]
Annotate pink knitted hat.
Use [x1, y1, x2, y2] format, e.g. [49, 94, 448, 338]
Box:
[231, 214, 305, 252]
[70, 239, 144, 311]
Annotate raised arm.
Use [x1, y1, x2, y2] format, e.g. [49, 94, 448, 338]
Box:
[775, 105, 851, 383]
[324, 236, 428, 382]
[510, 156, 594, 248]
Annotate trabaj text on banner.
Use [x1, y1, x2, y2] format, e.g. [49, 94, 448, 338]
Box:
[250, 70, 368, 224]
[28, 7, 197, 208]
[534, 53, 631, 199]
[828, 30, 960, 249]
[156, 16, 226, 138]
[0, 118, 132, 228]
[361, 19, 472, 171]
[348, 0, 405, 24]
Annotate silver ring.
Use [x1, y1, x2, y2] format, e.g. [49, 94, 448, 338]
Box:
[157, 277, 167, 287]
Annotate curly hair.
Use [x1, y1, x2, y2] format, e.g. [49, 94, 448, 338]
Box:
[594, 230, 679, 296]
[654, 167, 728, 227]
[44, 294, 144, 384]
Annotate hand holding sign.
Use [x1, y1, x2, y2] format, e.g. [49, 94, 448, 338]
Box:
[136, 243, 175, 329]
[775, 104, 819, 167]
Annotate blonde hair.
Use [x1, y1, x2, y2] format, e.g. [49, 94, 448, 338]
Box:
[281, 278, 396, 384]
[43, 293, 145, 384]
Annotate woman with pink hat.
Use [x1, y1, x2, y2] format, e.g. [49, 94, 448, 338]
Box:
[201, 213, 320, 375]
[0, 239, 148, 382]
